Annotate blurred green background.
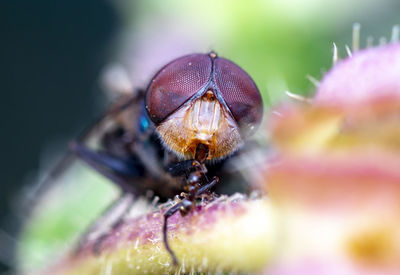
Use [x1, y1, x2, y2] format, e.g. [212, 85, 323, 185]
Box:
[1, 0, 399, 273]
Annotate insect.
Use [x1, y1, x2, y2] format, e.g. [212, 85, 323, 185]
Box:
[32, 52, 263, 265]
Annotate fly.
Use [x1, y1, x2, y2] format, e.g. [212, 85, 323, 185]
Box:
[34, 52, 263, 265]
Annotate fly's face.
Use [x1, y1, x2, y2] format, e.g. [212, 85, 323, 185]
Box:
[155, 88, 242, 160]
[145, 53, 263, 160]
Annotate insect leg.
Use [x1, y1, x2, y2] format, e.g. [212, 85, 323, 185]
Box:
[196, 176, 219, 195]
[166, 160, 202, 177]
[69, 142, 143, 193]
[162, 199, 193, 265]
[25, 94, 140, 210]
[69, 142, 148, 254]
[74, 192, 135, 254]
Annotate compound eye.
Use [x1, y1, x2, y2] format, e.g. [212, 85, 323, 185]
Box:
[146, 54, 212, 124]
[214, 58, 263, 136]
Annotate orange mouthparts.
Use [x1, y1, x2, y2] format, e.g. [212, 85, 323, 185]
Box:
[156, 90, 243, 160]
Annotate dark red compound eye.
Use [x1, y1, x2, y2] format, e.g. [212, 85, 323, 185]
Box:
[213, 57, 263, 136]
[145, 54, 212, 124]
[146, 53, 263, 136]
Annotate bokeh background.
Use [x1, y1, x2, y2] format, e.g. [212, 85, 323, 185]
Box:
[1, 0, 399, 273]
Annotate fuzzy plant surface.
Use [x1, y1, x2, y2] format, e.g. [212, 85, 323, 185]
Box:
[18, 34, 400, 275]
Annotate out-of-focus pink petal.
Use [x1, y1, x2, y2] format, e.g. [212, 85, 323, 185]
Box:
[257, 41, 400, 273]
[269, 97, 400, 155]
[314, 43, 400, 105]
[262, 154, 400, 212]
[254, 153, 400, 274]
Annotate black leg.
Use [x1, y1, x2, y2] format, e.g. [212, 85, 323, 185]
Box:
[196, 176, 219, 195]
[74, 192, 135, 254]
[25, 95, 139, 211]
[162, 199, 193, 265]
[69, 142, 144, 194]
[162, 176, 219, 265]
[166, 160, 202, 177]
